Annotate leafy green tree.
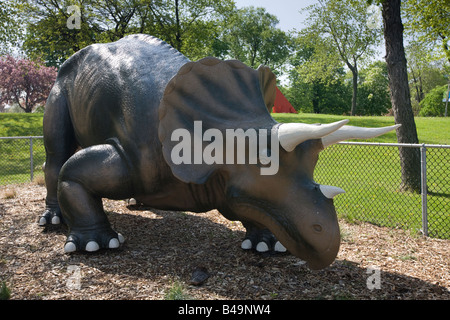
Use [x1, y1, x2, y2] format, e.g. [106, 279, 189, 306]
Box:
[403, 0, 450, 63]
[15, 0, 235, 66]
[406, 41, 429, 104]
[291, 31, 343, 86]
[303, 0, 382, 115]
[222, 6, 291, 70]
[21, 0, 99, 67]
[287, 31, 351, 114]
[419, 84, 448, 116]
[0, 0, 25, 55]
[144, 0, 235, 60]
[357, 60, 391, 115]
[406, 41, 448, 115]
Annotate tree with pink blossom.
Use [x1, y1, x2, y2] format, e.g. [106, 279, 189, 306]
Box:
[0, 55, 57, 113]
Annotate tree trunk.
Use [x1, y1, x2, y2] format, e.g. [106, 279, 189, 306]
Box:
[24, 94, 32, 113]
[312, 81, 321, 114]
[350, 66, 358, 115]
[382, 0, 421, 193]
[345, 60, 358, 115]
[418, 75, 424, 102]
[445, 82, 449, 117]
[411, 69, 423, 103]
[174, 0, 182, 51]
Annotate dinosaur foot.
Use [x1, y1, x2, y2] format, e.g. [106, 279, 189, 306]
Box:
[241, 228, 287, 254]
[64, 227, 125, 253]
[38, 207, 64, 226]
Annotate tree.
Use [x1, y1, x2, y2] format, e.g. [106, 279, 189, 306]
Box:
[16, 0, 235, 66]
[380, 0, 421, 192]
[406, 41, 428, 105]
[0, 56, 57, 113]
[406, 41, 448, 114]
[0, 0, 25, 55]
[19, 0, 103, 67]
[419, 84, 448, 116]
[287, 31, 351, 114]
[403, 0, 450, 117]
[145, 0, 235, 60]
[357, 60, 391, 115]
[303, 0, 381, 115]
[404, 0, 450, 63]
[223, 6, 291, 70]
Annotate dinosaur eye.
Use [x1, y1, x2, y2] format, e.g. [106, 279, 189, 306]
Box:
[313, 224, 323, 233]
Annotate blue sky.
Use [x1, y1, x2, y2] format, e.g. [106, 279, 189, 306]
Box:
[233, 0, 319, 32]
[234, 0, 385, 61]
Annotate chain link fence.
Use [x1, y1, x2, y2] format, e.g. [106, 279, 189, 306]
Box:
[1, 136, 449, 239]
[316, 142, 449, 239]
[0, 136, 45, 185]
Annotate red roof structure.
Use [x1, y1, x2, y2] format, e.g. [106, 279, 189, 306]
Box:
[272, 87, 297, 113]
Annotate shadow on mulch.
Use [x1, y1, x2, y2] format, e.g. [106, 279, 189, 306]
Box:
[39, 206, 449, 300]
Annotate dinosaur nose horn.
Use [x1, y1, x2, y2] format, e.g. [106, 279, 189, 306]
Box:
[319, 185, 345, 199]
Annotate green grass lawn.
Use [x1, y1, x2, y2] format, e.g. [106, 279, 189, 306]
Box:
[0, 113, 44, 137]
[1, 112, 449, 238]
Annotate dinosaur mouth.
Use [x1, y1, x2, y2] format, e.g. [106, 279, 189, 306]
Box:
[230, 199, 339, 270]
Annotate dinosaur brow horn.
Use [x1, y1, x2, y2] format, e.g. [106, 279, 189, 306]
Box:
[277, 119, 349, 152]
[321, 124, 401, 148]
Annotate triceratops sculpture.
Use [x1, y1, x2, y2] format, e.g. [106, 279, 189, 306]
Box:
[39, 34, 399, 270]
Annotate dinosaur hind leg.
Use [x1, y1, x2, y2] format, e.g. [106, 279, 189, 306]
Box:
[40, 87, 78, 226]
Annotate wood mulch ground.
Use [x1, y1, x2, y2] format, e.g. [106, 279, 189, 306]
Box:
[1, 182, 449, 300]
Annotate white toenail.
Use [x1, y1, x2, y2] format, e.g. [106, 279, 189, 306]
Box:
[51, 216, 60, 224]
[256, 242, 269, 252]
[241, 239, 252, 250]
[64, 242, 77, 253]
[109, 238, 120, 248]
[275, 241, 287, 252]
[38, 217, 47, 226]
[85, 241, 99, 252]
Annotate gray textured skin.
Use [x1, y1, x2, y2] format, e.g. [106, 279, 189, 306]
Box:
[41, 34, 340, 270]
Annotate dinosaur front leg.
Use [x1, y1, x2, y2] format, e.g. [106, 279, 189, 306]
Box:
[241, 221, 287, 254]
[58, 143, 133, 252]
[219, 206, 287, 254]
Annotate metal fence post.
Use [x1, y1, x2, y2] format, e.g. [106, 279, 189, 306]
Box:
[29, 137, 34, 182]
[420, 144, 428, 236]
